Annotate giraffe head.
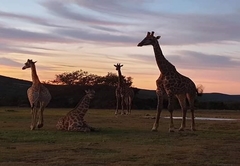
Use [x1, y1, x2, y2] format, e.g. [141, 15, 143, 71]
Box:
[22, 59, 37, 70]
[114, 63, 123, 71]
[85, 89, 95, 99]
[137, 31, 161, 47]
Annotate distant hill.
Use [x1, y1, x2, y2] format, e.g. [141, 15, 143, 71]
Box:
[137, 88, 240, 102]
[0, 75, 240, 109]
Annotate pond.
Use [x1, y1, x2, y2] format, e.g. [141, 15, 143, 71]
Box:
[163, 117, 240, 121]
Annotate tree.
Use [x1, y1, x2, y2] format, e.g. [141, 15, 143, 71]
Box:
[98, 72, 132, 87]
[48, 70, 99, 85]
[48, 70, 133, 87]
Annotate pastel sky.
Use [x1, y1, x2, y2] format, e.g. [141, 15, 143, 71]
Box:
[0, 0, 240, 94]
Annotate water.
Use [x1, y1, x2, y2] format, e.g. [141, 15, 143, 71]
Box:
[163, 117, 240, 121]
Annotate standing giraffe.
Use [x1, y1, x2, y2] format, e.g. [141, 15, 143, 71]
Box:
[22, 59, 51, 130]
[137, 31, 203, 132]
[114, 63, 134, 115]
[56, 89, 96, 132]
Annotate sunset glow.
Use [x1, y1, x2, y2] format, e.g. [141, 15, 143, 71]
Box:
[0, 0, 240, 94]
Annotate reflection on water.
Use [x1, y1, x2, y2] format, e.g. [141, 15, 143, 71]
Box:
[163, 117, 240, 121]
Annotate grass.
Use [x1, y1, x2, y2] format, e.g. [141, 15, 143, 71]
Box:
[0, 107, 240, 166]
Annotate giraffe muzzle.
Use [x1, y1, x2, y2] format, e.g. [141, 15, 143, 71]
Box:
[137, 43, 143, 47]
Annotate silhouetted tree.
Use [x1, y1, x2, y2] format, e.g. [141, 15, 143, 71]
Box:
[98, 72, 133, 87]
[48, 70, 133, 86]
[48, 70, 99, 85]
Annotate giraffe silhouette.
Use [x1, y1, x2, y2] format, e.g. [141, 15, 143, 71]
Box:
[56, 89, 96, 132]
[114, 63, 134, 115]
[138, 31, 203, 132]
[22, 59, 51, 130]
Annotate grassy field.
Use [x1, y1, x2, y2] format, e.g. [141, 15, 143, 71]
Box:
[0, 107, 240, 166]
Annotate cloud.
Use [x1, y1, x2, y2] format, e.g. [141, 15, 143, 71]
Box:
[54, 28, 137, 45]
[73, 0, 150, 17]
[0, 0, 238, 48]
[0, 26, 78, 44]
[129, 50, 240, 70]
[128, 54, 155, 64]
[170, 50, 240, 69]
[0, 57, 53, 70]
[0, 57, 22, 67]
[0, 43, 63, 56]
[0, 10, 68, 28]
[140, 12, 240, 45]
[40, 1, 129, 26]
[38, 0, 240, 46]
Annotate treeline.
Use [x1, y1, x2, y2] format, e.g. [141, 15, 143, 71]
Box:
[197, 101, 240, 110]
[0, 74, 240, 110]
[1, 83, 240, 110]
[46, 70, 133, 87]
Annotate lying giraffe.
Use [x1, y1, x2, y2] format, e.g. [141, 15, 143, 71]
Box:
[22, 59, 51, 130]
[137, 32, 203, 132]
[114, 63, 134, 115]
[56, 89, 96, 132]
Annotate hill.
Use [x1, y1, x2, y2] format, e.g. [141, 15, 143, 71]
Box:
[137, 88, 240, 102]
[0, 75, 240, 109]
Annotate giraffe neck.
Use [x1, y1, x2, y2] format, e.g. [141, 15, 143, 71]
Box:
[117, 69, 123, 88]
[153, 41, 176, 74]
[73, 95, 91, 118]
[31, 64, 41, 84]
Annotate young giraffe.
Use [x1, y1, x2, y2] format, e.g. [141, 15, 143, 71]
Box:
[137, 31, 203, 132]
[22, 59, 51, 130]
[114, 63, 134, 115]
[56, 89, 96, 132]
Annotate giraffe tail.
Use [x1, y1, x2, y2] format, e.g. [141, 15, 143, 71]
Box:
[196, 84, 204, 96]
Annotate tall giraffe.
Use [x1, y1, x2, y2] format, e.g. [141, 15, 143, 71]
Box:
[56, 89, 96, 132]
[137, 31, 203, 132]
[22, 59, 51, 130]
[114, 63, 134, 115]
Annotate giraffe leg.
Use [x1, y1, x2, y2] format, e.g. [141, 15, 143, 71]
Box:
[125, 97, 130, 115]
[126, 98, 130, 115]
[167, 95, 175, 132]
[83, 121, 97, 131]
[68, 121, 91, 132]
[190, 108, 196, 131]
[37, 103, 45, 128]
[152, 90, 163, 132]
[30, 106, 38, 130]
[177, 94, 187, 131]
[115, 97, 119, 115]
[121, 96, 125, 115]
[56, 117, 64, 130]
[128, 97, 132, 115]
[187, 93, 196, 131]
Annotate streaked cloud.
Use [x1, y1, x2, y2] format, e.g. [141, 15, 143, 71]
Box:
[0, 0, 239, 94]
[0, 57, 22, 67]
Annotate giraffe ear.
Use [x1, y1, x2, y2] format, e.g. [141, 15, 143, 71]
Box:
[156, 36, 161, 40]
[33, 61, 37, 63]
[120, 65, 123, 67]
[114, 65, 117, 67]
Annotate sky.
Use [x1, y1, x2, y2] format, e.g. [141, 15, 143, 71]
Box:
[0, 0, 240, 94]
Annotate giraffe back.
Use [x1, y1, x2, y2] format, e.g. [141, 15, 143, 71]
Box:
[121, 85, 134, 99]
[162, 71, 197, 95]
[27, 84, 51, 107]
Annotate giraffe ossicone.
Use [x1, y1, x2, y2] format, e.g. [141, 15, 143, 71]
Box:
[22, 59, 51, 130]
[56, 89, 96, 132]
[138, 31, 203, 132]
